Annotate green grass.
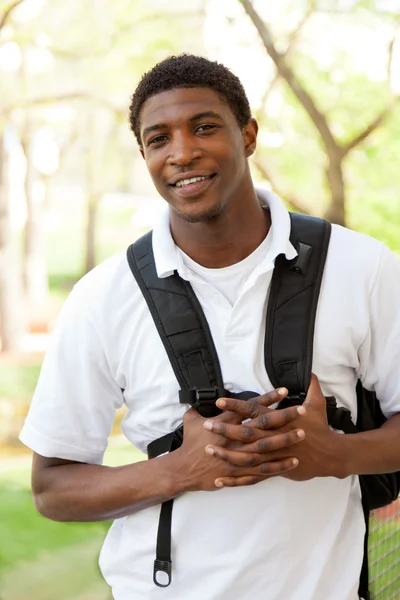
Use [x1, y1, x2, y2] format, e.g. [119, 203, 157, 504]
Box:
[0, 365, 41, 403]
[0, 441, 145, 600]
[369, 516, 400, 600]
[0, 486, 108, 570]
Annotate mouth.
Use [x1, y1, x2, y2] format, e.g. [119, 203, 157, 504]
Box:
[169, 174, 217, 198]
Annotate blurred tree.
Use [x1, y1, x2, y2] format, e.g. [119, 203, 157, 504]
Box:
[238, 0, 400, 227]
[0, 0, 206, 349]
[0, 0, 27, 351]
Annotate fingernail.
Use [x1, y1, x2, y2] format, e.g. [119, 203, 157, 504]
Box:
[204, 421, 213, 430]
[205, 446, 215, 455]
[292, 458, 299, 467]
[297, 429, 305, 439]
[216, 399, 226, 408]
[278, 387, 287, 396]
[297, 406, 306, 415]
[215, 480, 224, 488]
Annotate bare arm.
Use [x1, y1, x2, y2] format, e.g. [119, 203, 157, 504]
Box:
[31, 451, 187, 522]
[341, 413, 400, 477]
[31, 389, 304, 522]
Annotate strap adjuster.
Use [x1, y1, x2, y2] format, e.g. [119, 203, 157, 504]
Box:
[192, 387, 220, 407]
[153, 559, 172, 587]
[277, 392, 306, 409]
[179, 386, 222, 408]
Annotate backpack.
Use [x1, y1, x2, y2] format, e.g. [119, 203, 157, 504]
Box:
[127, 212, 400, 599]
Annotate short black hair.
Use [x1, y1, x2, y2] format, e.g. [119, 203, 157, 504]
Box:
[129, 54, 252, 145]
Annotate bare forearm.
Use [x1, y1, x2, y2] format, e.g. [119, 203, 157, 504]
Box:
[33, 453, 186, 522]
[341, 413, 400, 477]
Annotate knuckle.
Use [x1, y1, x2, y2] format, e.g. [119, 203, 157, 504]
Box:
[243, 453, 258, 467]
[257, 413, 271, 429]
[247, 399, 261, 419]
[216, 423, 225, 435]
[240, 425, 255, 441]
[260, 463, 272, 475]
[285, 433, 294, 446]
[256, 438, 271, 452]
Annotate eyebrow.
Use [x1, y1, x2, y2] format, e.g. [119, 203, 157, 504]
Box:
[141, 111, 224, 141]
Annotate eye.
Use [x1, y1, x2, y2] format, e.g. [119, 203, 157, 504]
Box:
[148, 135, 168, 146]
[196, 124, 217, 133]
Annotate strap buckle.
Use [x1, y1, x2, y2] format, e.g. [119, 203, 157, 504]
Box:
[179, 386, 221, 408]
[153, 559, 172, 587]
[277, 392, 306, 409]
[192, 387, 220, 408]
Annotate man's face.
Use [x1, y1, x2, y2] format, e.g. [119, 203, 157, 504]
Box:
[139, 87, 257, 223]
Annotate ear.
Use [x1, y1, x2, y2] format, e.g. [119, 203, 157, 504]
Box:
[243, 117, 258, 158]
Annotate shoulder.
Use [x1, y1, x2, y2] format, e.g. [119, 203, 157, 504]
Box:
[325, 224, 390, 285]
[329, 224, 385, 263]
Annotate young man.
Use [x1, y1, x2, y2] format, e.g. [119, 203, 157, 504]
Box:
[20, 55, 400, 599]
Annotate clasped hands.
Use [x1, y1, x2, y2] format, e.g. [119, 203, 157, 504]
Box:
[199, 375, 348, 488]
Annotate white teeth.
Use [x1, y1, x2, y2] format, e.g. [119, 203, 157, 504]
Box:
[175, 176, 209, 188]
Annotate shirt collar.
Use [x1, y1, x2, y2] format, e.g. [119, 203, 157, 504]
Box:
[152, 187, 297, 279]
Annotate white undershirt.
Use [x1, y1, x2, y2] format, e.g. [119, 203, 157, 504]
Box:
[178, 230, 272, 306]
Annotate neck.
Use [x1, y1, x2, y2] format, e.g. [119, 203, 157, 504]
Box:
[169, 188, 271, 268]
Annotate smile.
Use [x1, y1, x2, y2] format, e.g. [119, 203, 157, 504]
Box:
[174, 175, 214, 188]
[170, 174, 216, 198]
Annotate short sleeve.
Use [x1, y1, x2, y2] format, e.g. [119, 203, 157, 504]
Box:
[19, 285, 124, 464]
[358, 244, 400, 417]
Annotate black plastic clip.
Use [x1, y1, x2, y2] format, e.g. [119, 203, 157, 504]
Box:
[153, 559, 172, 587]
[277, 392, 306, 409]
[179, 386, 221, 408]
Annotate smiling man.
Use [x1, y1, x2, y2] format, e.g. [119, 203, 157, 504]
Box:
[20, 55, 400, 600]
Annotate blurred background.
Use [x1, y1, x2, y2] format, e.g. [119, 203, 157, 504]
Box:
[1, 0, 400, 599]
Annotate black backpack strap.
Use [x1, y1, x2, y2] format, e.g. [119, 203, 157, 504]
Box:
[127, 233, 258, 587]
[265, 212, 331, 401]
[127, 231, 228, 418]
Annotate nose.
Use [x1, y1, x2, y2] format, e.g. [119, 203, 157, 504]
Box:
[168, 132, 202, 166]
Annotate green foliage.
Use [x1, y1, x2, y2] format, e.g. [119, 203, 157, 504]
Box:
[0, 364, 41, 402]
[236, 0, 400, 247]
[0, 486, 107, 570]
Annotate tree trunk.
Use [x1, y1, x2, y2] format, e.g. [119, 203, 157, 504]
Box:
[84, 113, 102, 274]
[85, 197, 98, 273]
[324, 158, 346, 226]
[21, 125, 49, 329]
[0, 132, 25, 352]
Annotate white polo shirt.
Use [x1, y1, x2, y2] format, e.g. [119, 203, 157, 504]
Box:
[20, 191, 400, 600]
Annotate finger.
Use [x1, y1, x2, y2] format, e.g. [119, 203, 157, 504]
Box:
[215, 475, 266, 488]
[250, 405, 306, 430]
[303, 374, 328, 416]
[256, 387, 288, 407]
[214, 457, 299, 487]
[206, 429, 305, 463]
[215, 397, 271, 420]
[216, 388, 287, 414]
[203, 420, 259, 442]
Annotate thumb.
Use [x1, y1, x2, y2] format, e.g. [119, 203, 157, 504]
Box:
[183, 407, 202, 424]
[303, 374, 326, 411]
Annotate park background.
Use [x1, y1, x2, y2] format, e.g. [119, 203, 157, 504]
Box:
[1, 0, 400, 599]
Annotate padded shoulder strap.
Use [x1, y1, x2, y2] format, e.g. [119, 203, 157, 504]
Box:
[126, 231, 224, 392]
[264, 212, 331, 397]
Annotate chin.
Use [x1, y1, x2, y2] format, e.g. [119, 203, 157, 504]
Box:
[171, 201, 225, 224]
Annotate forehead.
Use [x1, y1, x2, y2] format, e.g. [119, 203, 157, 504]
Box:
[139, 87, 236, 133]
